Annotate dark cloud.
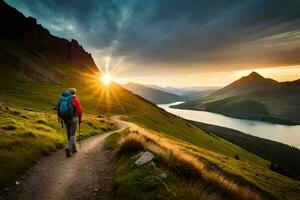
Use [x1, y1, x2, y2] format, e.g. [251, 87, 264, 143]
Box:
[5, 0, 300, 73]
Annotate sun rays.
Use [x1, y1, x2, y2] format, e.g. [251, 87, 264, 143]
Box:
[101, 73, 112, 85]
[71, 68, 126, 112]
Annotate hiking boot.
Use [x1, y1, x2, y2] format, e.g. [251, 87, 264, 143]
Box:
[72, 149, 77, 153]
[65, 148, 71, 158]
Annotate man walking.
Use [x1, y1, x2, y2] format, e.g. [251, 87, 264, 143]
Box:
[57, 88, 82, 157]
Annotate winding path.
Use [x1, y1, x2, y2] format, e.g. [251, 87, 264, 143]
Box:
[5, 116, 128, 200]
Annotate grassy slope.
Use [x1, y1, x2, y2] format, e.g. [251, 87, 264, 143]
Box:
[190, 121, 300, 180]
[105, 124, 300, 200]
[0, 104, 117, 186]
[2, 70, 300, 199]
[181, 141, 300, 200]
[0, 71, 269, 168]
[1, 60, 300, 199]
[105, 132, 221, 200]
[132, 122, 300, 200]
[126, 108, 268, 168]
[114, 152, 217, 200]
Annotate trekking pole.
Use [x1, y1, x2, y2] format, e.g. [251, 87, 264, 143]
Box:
[78, 122, 81, 151]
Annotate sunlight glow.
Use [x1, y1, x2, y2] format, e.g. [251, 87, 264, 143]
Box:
[101, 73, 112, 85]
[68, 58, 126, 113]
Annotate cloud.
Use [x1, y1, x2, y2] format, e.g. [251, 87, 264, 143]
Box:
[5, 0, 300, 77]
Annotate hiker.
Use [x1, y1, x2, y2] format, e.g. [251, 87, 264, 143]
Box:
[57, 88, 82, 157]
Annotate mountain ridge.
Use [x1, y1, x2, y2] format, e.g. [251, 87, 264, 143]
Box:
[147, 84, 219, 96]
[123, 82, 182, 104]
[0, 0, 97, 82]
[211, 71, 279, 98]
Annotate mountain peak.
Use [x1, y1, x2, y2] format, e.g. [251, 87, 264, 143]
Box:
[246, 71, 264, 80]
[239, 71, 279, 85]
[212, 71, 279, 98]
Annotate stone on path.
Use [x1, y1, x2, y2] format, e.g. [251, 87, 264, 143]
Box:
[134, 151, 155, 166]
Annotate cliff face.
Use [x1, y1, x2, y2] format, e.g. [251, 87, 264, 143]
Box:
[0, 1, 98, 81]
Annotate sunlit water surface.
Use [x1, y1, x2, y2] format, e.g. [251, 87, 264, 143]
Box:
[158, 102, 300, 149]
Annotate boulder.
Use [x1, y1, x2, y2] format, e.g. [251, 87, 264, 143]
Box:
[135, 151, 155, 166]
[158, 173, 168, 179]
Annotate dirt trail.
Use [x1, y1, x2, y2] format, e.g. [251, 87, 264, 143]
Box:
[5, 116, 128, 200]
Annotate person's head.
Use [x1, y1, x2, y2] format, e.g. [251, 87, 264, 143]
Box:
[68, 88, 77, 95]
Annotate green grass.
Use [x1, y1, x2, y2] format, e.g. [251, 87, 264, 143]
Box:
[173, 96, 269, 115]
[114, 154, 220, 200]
[0, 104, 117, 187]
[1, 70, 300, 199]
[201, 99, 269, 115]
[191, 121, 300, 180]
[111, 127, 300, 200]
[182, 143, 300, 200]
[105, 131, 219, 200]
[125, 108, 269, 168]
[103, 129, 126, 150]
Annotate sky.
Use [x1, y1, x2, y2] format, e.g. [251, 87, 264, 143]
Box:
[6, 0, 300, 87]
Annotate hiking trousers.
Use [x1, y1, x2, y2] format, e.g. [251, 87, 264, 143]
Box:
[64, 117, 78, 152]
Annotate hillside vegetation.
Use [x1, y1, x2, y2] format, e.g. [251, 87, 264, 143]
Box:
[0, 103, 117, 186]
[191, 121, 300, 181]
[104, 121, 300, 200]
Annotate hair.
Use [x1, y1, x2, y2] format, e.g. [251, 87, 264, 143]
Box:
[69, 88, 77, 95]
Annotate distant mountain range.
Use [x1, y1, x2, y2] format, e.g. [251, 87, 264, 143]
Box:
[147, 84, 219, 96]
[174, 72, 300, 125]
[123, 83, 218, 104]
[182, 89, 216, 101]
[123, 83, 182, 104]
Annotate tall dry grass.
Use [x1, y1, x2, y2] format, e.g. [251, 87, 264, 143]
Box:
[160, 182, 221, 200]
[117, 133, 146, 153]
[117, 130, 263, 200]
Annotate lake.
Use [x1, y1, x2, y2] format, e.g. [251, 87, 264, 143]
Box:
[158, 102, 300, 149]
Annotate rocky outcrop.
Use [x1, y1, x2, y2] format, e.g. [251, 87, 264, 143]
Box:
[0, 1, 97, 71]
